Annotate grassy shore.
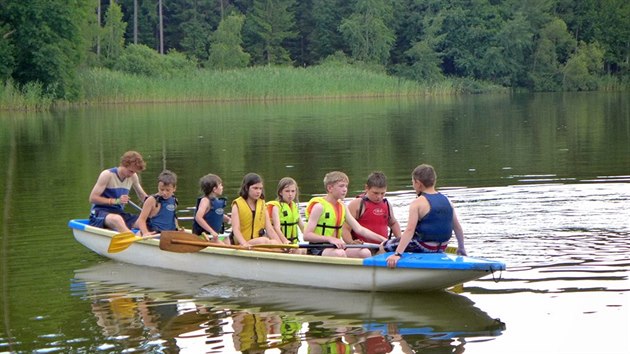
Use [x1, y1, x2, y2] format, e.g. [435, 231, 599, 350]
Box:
[1, 64, 506, 111]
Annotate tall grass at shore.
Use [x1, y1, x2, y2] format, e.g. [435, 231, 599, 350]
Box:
[0, 81, 54, 111]
[77, 64, 495, 105]
[1, 63, 508, 111]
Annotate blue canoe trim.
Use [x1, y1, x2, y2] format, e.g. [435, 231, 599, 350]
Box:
[363, 252, 506, 271]
[68, 219, 89, 231]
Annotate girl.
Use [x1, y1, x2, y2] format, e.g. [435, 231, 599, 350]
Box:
[267, 177, 306, 254]
[231, 173, 282, 248]
[193, 174, 231, 243]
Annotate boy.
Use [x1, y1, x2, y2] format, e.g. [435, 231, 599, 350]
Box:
[342, 171, 401, 246]
[88, 151, 148, 233]
[304, 171, 388, 258]
[137, 170, 180, 236]
[383, 164, 467, 268]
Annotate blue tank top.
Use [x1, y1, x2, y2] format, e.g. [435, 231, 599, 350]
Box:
[147, 195, 178, 231]
[91, 167, 133, 213]
[192, 197, 227, 235]
[414, 192, 453, 243]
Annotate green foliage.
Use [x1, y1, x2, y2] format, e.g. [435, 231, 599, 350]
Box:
[113, 44, 196, 78]
[0, 23, 15, 82]
[563, 41, 604, 91]
[244, 0, 298, 65]
[309, 0, 352, 63]
[102, 2, 127, 68]
[530, 18, 576, 91]
[0, 0, 92, 99]
[401, 41, 444, 83]
[339, 0, 395, 65]
[207, 14, 250, 70]
[0, 79, 54, 111]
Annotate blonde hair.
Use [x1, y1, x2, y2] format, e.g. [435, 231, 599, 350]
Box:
[323, 171, 349, 188]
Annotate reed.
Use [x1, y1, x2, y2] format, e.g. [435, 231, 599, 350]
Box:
[2, 64, 507, 111]
[76, 64, 478, 104]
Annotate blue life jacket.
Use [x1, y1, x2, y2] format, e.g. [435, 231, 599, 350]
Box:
[193, 196, 227, 235]
[147, 194, 178, 232]
[414, 192, 453, 243]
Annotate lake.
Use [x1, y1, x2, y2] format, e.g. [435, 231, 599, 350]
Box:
[1, 92, 629, 353]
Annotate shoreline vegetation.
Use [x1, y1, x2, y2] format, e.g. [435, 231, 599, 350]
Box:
[1, 64, 510, 112]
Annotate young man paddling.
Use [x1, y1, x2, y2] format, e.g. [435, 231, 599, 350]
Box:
[304, 171, 388, 258]
[383, 164, 466, 268]
[88, 151, 148, 233]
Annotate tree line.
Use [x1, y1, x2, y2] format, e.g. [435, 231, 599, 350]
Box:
[1, 0, 628, 100]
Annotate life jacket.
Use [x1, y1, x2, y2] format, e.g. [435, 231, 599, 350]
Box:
[147, 194, 178, 232]
[232, 197, 266, 242]
[192, 196, 227, 235]
[414, 192, 453, 243]
[266, 200, 300, 243]
[91, 167, 133, 213]
[351, 195, 391, 243]
[305, 197, 345, 239]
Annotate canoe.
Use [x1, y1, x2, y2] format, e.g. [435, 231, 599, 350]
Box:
[74, 261, 506, 339]
[68, 218, 505, 292]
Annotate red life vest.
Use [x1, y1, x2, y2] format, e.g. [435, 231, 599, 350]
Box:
[351, 196, 391, 244]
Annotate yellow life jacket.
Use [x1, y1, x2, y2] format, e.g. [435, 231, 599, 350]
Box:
[232, 197, 266, 242]
[266, 200, 300, 243]
[305, 197, 345, 239]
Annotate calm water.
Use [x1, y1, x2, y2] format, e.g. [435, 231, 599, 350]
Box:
[1, 92, 629, 353]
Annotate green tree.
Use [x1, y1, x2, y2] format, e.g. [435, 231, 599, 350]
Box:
[0, 0, 92, 99]
[0, 23, 15, 82]
[102, 2, 128, 68]
[207, 13, 250, 69]
[308, 0, 351, 63]
[339, 0, 395, 65]
[563, 41, 604, 90]
[244, 0, 297, 65]
[530, 18, 576, 91]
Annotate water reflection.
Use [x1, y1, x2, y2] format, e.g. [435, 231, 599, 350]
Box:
[73, 262, 505, 353]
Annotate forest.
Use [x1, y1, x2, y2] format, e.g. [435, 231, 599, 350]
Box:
[0, 0, 628, 106]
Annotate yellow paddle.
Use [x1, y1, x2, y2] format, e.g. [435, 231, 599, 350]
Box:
[107, 232, 160, 253]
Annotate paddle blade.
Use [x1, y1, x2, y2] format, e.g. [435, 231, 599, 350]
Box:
[160, 231, 207, 253]
[108, 232, 141, 253]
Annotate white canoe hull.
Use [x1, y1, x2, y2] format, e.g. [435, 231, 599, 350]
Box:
[69, 219, 504, 292]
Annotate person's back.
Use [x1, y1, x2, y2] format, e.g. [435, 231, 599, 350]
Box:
[383, 164, 467, 269]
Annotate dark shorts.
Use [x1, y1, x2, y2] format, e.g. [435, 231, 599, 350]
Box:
[382, 237, 448, 253]
[89, 209, 138, 229]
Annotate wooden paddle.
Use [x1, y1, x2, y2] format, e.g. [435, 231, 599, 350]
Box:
[159, 231, 279, 253]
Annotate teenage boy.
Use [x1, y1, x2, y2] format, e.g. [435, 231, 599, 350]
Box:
[382, 164, 467, 268]
[342, 171, 401, 247]
[88, 151, 148, 233]
[304, 171, 386, 259]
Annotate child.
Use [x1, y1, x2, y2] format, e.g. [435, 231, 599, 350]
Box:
[267, 177, 306, 254]
[88, 150, 148, 233]
[342, 171, 401, 246]
[137, 170, 180, 236]
[303, 171, 389, 258]
[383, 164, 467, 268]
[192, 173, 231, 243]
[231, 173, 282, 248]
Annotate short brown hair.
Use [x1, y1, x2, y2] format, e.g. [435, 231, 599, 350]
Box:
[366, 171, 387, 188]
[412, 164, 436, 187]
[200, 174, 222, 196]
[120, 151, 146, 171]
[158, 170, 177, 186]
